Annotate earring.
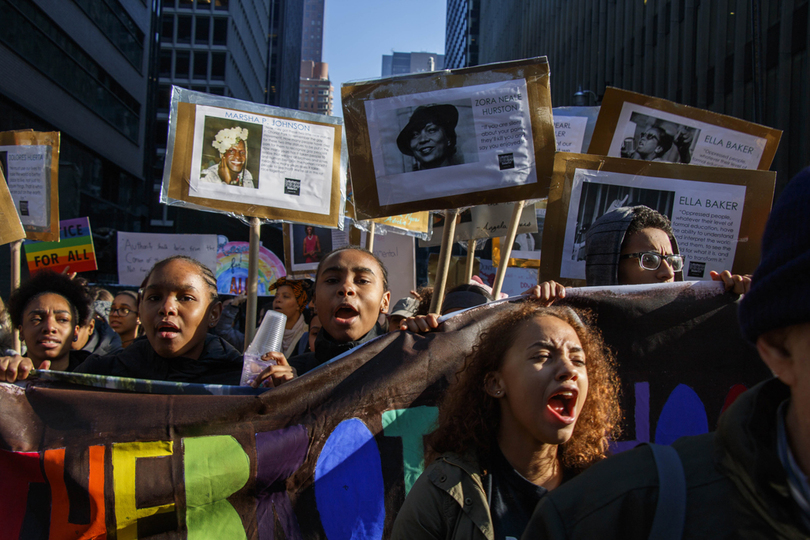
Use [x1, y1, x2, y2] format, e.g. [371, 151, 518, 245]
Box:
[496, 390, 502, 395]
[73, 335, 78, 342]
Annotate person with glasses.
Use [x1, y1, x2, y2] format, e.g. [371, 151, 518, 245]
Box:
[585, 205, 750, 293]
[109, 291, 141, 349]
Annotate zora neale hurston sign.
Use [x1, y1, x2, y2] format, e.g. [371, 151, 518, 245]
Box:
[161, 87, 347, 228]
[342, 57, 556, 219]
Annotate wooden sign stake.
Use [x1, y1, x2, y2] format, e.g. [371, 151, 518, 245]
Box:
[491, 200, 525, 299]
[429, 208, 459, 314]
[244, 217, 261, 349]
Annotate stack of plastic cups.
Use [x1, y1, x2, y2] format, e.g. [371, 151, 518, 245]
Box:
[239, 310, 286, 386]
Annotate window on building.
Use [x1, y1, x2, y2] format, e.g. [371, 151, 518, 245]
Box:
[175, 50, 190, 78]
[215, 0, 228, 11]
[177, 15, 192, 43]
[161, 17, 174, 41]
[213, 18, 227, 45]
[211, 52, 226, 80]
[195, 17, 210, 44]
[193, 52, 208, 79]
[159, 50, 172, 77]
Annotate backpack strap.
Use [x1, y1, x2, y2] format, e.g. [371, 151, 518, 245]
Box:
[644, 443, 686, 540]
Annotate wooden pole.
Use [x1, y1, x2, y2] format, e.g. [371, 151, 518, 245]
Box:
[491, 201, 525, 299]
[244, 217, 261, 350]
[429, 208, 459, 314]
[464, 239, 476, 282]
[366, 221, 376, 252]
[10, 239, 22, 353]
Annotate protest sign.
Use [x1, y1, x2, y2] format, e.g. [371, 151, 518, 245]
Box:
[370, 212, 430, 239]
[491, 200, 546, 268]
[0, 167, 25, 246]
[343, 57, 555, 219]
[477, 258, 538, 296]
[0, 130, 60, 241]
[117, 232, 218, 286]
[161, 87, 347, 228]
[552, 106, 599, 153]
[419, 202, 537, 247]
[589, 88, 781, 170]
[540, 153, 775, 285]
[373, 231, 416, 307]
[24, 217, 96, 275]
[0, 283, 769, 539]
[216, 237, 286, 296]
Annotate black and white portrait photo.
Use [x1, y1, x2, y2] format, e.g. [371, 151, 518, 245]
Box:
[620, 112, 700, 164]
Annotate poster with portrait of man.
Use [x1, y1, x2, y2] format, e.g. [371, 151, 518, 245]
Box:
[343, 57, 556, 219]
[540, 153, 776, 286]
[589, 88, 781, 170]
[162, 87, 346, 228]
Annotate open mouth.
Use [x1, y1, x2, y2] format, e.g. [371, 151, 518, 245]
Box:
[547, 388, 578, 424]
[37, 338, 61, 349]
[333, 305, 359, 324]
[156, 321, 180, 338]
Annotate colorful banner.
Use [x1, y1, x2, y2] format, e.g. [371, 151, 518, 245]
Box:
[0, 282, 769, 539]
[216, 237, 286, 296]
[24, 217, 96, 275]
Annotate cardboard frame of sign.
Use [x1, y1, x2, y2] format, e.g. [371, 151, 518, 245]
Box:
[0, 130, 60, 241]
[589, 88, 781, 170]
[161, 87, 347, 228]
[540, 153, 775, 287]
[0, 167, 25, 246]
[342, 57, 555, 219]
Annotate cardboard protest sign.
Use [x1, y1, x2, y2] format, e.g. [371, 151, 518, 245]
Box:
[24, 217, 96, 275]
[491, 200, 546, 267]
[540, 153, 775, 286]
[419, 202, 537, 247]
[589, 88, 781, 170]
[216, 237, 286, 296]
[0, 130, 60, 241]
[0, 283, 769, 539]
[478, 258, 539, 296]
[0, 167, 25, 246]
[343, 57, 555, 218]
[553, 106, 599, 153]
[117, 232, 218, 286]
[162, 87, 347, 228]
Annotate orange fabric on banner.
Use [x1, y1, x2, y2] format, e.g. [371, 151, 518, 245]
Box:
[43, 446, 107, 540]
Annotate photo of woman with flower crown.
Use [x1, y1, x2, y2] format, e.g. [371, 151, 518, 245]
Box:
[199, 118, 259, 189]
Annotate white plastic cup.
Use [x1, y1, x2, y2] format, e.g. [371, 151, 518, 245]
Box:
[240, 310, 286, 387]
[246, 310, 286, 355]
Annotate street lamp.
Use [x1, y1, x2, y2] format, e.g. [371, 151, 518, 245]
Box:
[573, 86, 598, 106]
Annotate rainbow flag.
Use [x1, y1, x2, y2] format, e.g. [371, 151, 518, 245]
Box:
[24, 217, 97, 274]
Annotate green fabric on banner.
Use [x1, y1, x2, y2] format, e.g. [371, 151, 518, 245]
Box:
[382, 406, 439, 496]
[183, 435, 250, 540]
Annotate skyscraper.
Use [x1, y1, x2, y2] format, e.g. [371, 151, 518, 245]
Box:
[381, 52, 445, 77]
[298, 0, 332, 115]
[445, 0, 479, 69]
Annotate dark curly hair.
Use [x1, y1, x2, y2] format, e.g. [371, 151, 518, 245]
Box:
[426, 301, 622, 474]
[626, 205, 674, 239]
[8, 271, 91, 328]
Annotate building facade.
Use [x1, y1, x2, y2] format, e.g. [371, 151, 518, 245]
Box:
[299, 61, 333, 115]
[301, 0, 324, 63]
[381, 51, 445, 77]
[0, 0, 153, 283]
[445, 0, 479, 69]
[476, 0, 810, 194]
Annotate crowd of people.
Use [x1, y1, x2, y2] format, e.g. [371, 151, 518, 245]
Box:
[0, 167, 807, 538]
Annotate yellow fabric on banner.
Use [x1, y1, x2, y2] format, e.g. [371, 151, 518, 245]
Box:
[112, 441, 175, 540]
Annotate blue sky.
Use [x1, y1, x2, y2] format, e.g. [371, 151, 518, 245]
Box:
[323, 0, 447, 117]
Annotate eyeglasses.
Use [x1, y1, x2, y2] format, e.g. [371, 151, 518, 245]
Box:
[110, 307, 137, 316]
[640, 131, 659, 142]
[620, 252, 684, 272]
